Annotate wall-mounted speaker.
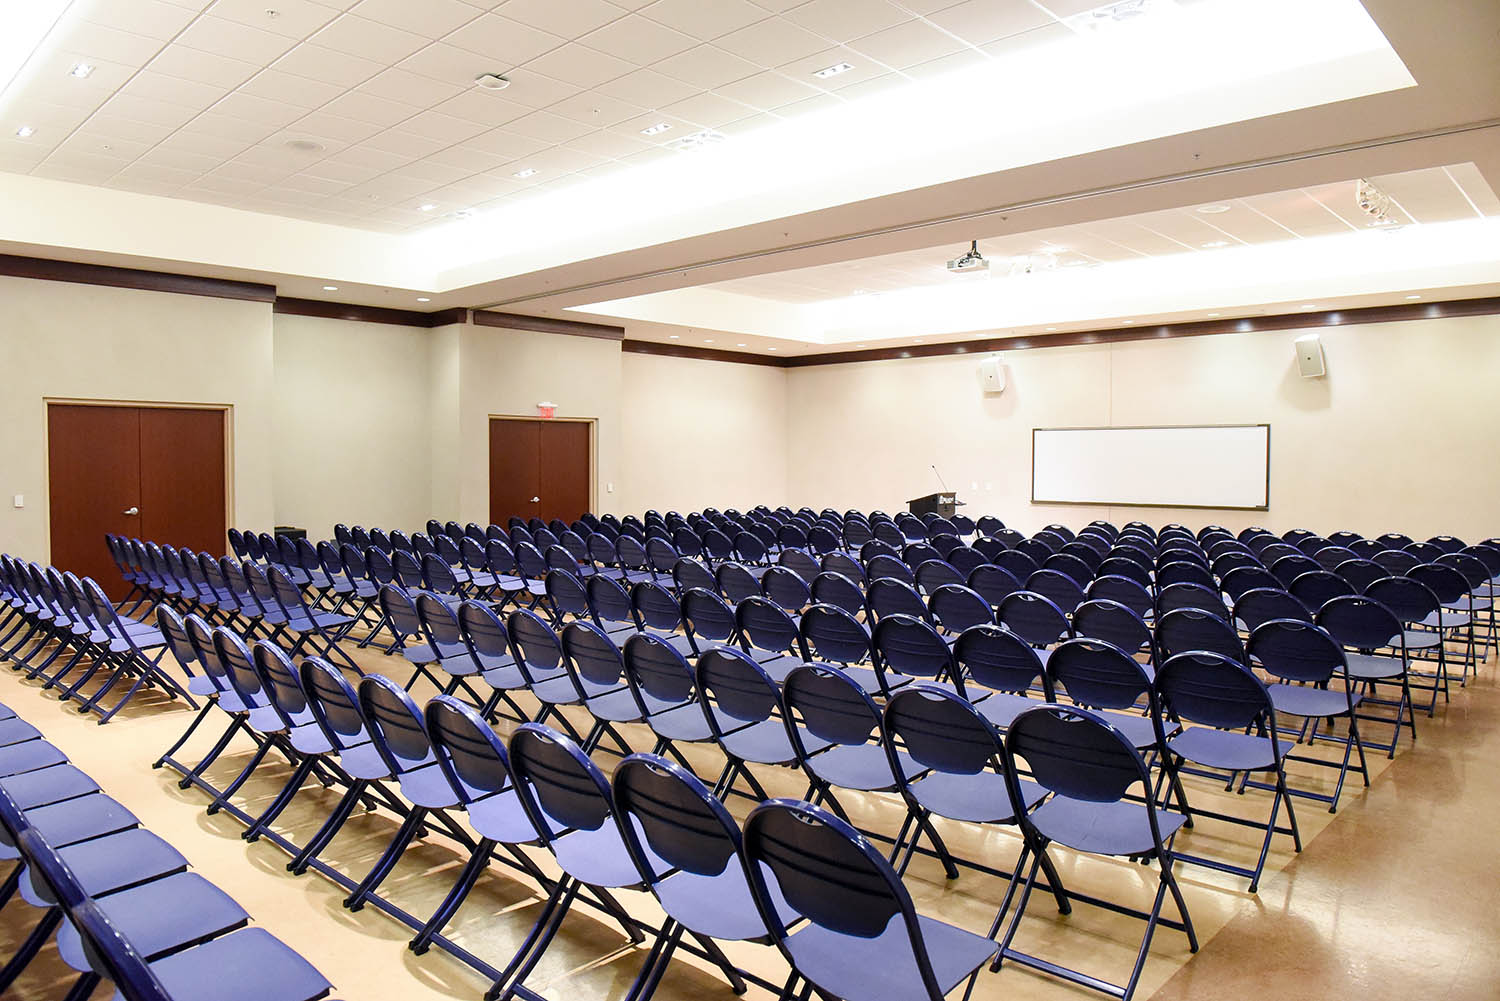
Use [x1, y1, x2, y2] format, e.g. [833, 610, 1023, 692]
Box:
[978, 355, 1006, 394]
[1294, 334, 1325, 378]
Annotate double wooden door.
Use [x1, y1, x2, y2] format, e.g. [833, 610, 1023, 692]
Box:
[48, 403, 227, 596]
[488, 418, 592, 525]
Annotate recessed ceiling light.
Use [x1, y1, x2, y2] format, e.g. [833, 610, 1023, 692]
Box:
[453, 208, 476, 219]
[1201, 240, 1229, 248]
[736, 342, 746, 347]
[1405, 294, 1421, 299]
[474, 72, 510, 91]
[416, 296, 431, 302]
[1196, 204, 1231, 214]
[1045, 326, 1057, 331]
[15, 126, 34, 138]
[768, 347, 778, 351]
[1300, 304, 1318, 310]
[856, 343, 867, 348]
[323, 285, 338, 291]
[913, 338, 924, 343]
[68, 62, 94, 78]
[666, 130, 725, 151]
[1207, 312, 1220, 317]
[813, 62, 854, 78]
[418, 203, 436, 212]
[284, 138, 324, 154]
[512, 168, 537, 178]
[1122, 319, 1135, 324]
[704, 339, 715, 344]
[640, 122, 672, 136]
[668, 334, 679, 339]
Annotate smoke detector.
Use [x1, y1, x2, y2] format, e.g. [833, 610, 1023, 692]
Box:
[474, 73, 511, 91]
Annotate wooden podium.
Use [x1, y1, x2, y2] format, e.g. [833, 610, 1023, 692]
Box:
[908, 492, 959, 518]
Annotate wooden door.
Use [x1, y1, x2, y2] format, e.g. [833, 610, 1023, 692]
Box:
[47, 403, 227, 596]
[488, 418, 591, 525]
[47, 405, 141, 593]
[539, 421, 591, 523]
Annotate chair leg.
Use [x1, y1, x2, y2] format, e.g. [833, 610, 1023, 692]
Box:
[344, 807, 426, 912]
[289, 780, 366, 876]
[178, 716, 248, 790]
[0, 906, 63, 993]
[243, 756, 318, 843]
[485, 879, 578, 1001]
[411, 838, 495, 955]
[153, 702, 214, 769]
[204, 736, 276, 816]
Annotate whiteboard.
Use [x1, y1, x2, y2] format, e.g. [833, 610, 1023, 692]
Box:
[1032, 425, 1270, 510]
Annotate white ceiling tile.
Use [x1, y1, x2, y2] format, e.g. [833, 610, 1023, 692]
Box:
[485, 68, 583, 109]
[578, 14, 696, 65]
[181, 174, 266, 194]
[504, 109, 595, 142]
[322, 143, 414, 169]
[311, 14, 430, 63]
[638, 0, 766, 40]
[156, 130, 252, 156]
[660, 91, 755, 128]
[62, 21, 172, 64]
[927, 0, 1054, 45]
[770, 91, 842, 118]
[362, 128, 447, 158]
[34, 161, 121, 184]
[779, 46, 893, 86]
[81, 116, 177, 143]
[563, 128, 651, 158]
[979, 21, 1072, 57]
[209, 0, 344, 38]
[717, 110, 782, 135]
[98, 93, 202, 128]
[714, 70, 820, 110]
[182, 110, 280, 140]
[463, 128, 550, 158]
[79, 0, 199, 40]
[117, 69, 230, 108]
[594, 68, 699, 108]
[399, 110, 489, 143]
[211, 159, 297, 182]
[832, 69, 909, 98]
[25, 49, 140, 101]
[608, 111, 697, 139]
[360, 67, 467, 106]
[397, 41, 497, 88]
[443, 13, 565, 65]
[284, 111, 384, 142]
[175, 15, 299, 62]
[237, 68, 347, 107]
[146, 44, 262, 87]
[319, 90, 422, 126]
[1033, 0, 1103, 16]
[654, 44, 761, 88]
[424, 144, 511, 172]
[547, 91, 647, 127]
[488, 0, 628, 38]
[900, 48, 986, 80]
[272, 42, 386, 85]
[715, 17, 828, 66]
[387, 157, 472, 183]
[213, 90, 311, 125]
[846, 19, 963, 67]
[618, 146, 673, 168]
[784, 0, 910, 43]
[349, 0, 484, 38]
[525, 43, 635, 88]
[298, 157, 384, 182]
[431, 88, 532, 126]
[55, 133, 151, 160]
[139, 146, 230, 171]
[521, 145, 609, 172]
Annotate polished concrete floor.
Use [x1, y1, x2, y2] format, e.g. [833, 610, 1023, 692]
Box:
[0, 626, 1493, 1001]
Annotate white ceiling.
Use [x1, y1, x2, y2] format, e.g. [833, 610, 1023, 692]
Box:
[707, 163, 1500, 304]
[0, 0, 1134, 233]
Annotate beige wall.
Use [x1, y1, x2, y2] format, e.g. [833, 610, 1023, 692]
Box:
[786, 315, 1500, 541]
[271, 313, 433, 540]
[452, 324, 623, 526]
[0, 276, 275, 563]
[618, 352, 788, 515]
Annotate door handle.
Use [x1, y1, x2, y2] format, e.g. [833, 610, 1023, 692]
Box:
[531, 496, 540, 503]
[123, 506, 139, 516]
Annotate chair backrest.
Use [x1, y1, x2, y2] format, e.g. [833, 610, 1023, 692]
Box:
[867, 577, 928, 622]
[508, 724, 620, 881]
[1156, 651, 1275, 732]
[1334, 558, 1390, 593]
[884, 686, 1004, 780]
[734, 595, 802, 658]
[631, 580, 683, 633]
[927, 583, 994, 635]
[872, 614, 958, 689]
[1155, 560, 1217, 592]
[967, 563, 1021, 607]
[301, 656, 373, 753]
[679, 586, 738, 651]
[1071, 598, 1151, 656]
[761, 565, 811, 612]
[1408, 562, 1471, 606]
[1047, 636, 1155, 712]
[562, 620, 628, 690]
[358, 673, 440, 780]
[1234, 587, 1312, 632]
[996, 590, 1070, 648]
[458, 599, 513, 665]
[781, 663, 883, 758]
[1042, 552, 1094, 587]
[716, 562, 761, 604]
[508, 607, 565, 682]
[742, 800, 946, 1001]
[1155, 606, 1244, 662]
[696, 646, 783, 737]
[1025, 568, 1085, 615]
[672, 557, 716, 594]
[810, 571, 866, 618]
[1364, 575, 1439, 624]
[1220, 564, 1281, 602]
[799, 602, 872, 666]
[426, 695, 519, 811]
[1316, 594, 1404, 652]
[1246, 618, 1345, 685]
[585, 573, 635, 632]
[1156, 581, 1226, 618]
[913, 559, 962, 595]
[212, 626, 272, 713]
[1004, 705, 1153, 806]
[1289, 570, 1355, 613]
[954, 623, 1050, 697]
[622, 633, 698, 713]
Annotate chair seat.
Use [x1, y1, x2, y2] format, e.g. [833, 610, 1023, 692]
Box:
[908, 771, 1046, 824]
[652, 864, 788, 942]
[645, 703, 714, 743]
[1267, 682, 1359, 719]
[719, 717, 823, 767]
[0, 794, 137, 860]
[188, 676, 220, 698]
[0, 740, 69, 778]
[783, 912, 998, 1001]
[396, 762, 459, 810]
[1401, 630, 1442, 650]
[973, 692, 1043, 730]
[465, 789, 538, 844]
[1342, 652, 1406, 679]
[481, 663, 529, 692]
[335, 741, 392, 782]
[114, 927, 332, 1001]
[1168, 726, 1288, 771]
[1419, 610, 1469, 629]
[748, 651, 805, 683]
[24, 829, 187, 906]
[0, 716, 42, 747]
[584, 687, 644, 724]
[551, 824, 641, 889]
[435, 654, 481, 679]
[805, 744, 918, 793]
[1094, 710, 1175, 750]
[1029, 795, 1187, 857]
[56, 872, 249, 970]
[0, 763, 99, 810]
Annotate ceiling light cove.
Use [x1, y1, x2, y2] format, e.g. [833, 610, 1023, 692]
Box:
[813, 62, 854, 79]
[640, 123, 672, 136]
[68, 62, 93, 78]
[0, 0, 71, 96]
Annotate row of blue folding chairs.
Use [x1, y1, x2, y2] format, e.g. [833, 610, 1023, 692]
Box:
[155, 606, 1279, 1001]
[0, 555, 192, 724]
[0, 699, 335, 1001]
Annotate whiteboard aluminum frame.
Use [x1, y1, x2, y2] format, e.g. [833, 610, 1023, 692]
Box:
[1030, 423, 1271, 511]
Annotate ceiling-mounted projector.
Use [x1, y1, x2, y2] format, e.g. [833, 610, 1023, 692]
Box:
[947, 240, 989, 274]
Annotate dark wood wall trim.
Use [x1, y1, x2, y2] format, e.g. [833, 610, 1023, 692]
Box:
[621, 339, 788, 368]
[273, 297, 468, 328]
[0, 253, 276, 302]
[781, 296, 1500, 367]
[472, 309, 625, 340]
